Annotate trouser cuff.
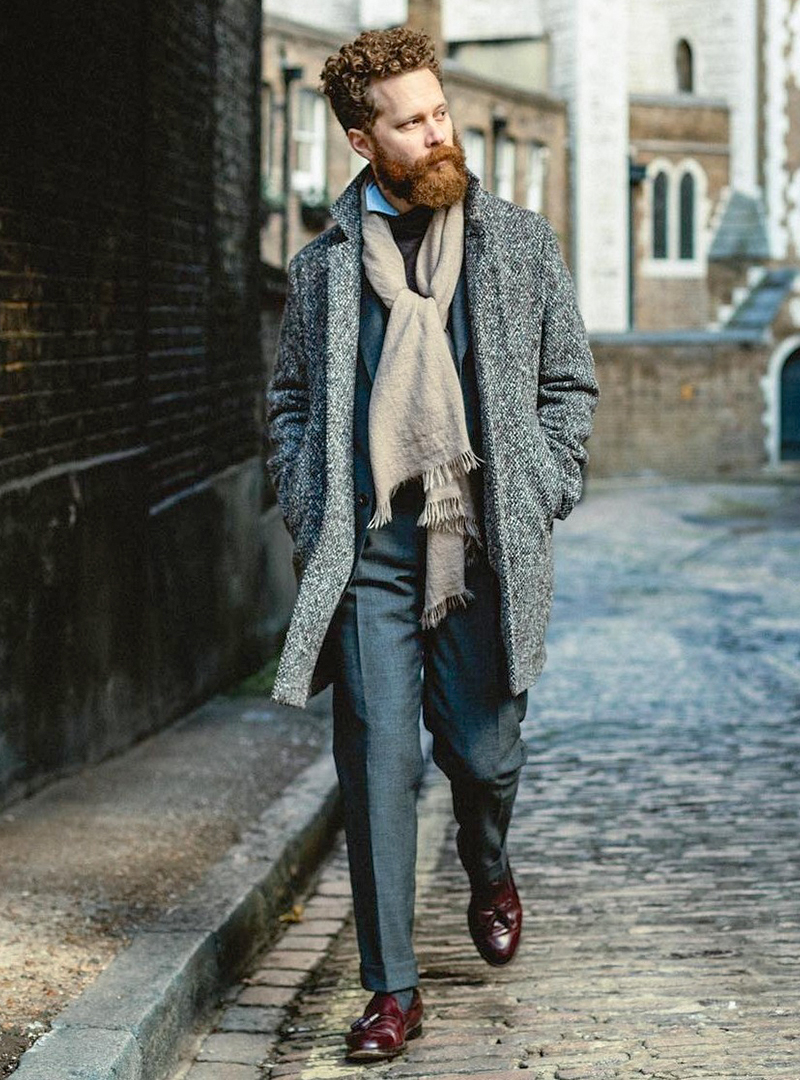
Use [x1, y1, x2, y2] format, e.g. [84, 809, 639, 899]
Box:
[360, 959, 419, 993]
[467, 852, 509, 892]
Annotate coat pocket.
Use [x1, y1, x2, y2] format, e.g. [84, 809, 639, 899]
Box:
[279, 438, 313, 542]
[530, 429, 564, 522]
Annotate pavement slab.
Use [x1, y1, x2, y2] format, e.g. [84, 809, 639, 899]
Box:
[172, 480, 800, 1080]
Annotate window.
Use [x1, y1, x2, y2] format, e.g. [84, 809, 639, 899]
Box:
[495, 135, 516, 202]
[653, 171, 669, 259]
[644, 160, 706, 274]
[293, 89, 326, 196]
[676, 39, 693, 93]
[526, 142, 548, 213]
[463, 129, 487, 185]
[679, 172, 695, 259]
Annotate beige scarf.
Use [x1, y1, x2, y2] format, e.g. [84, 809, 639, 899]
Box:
[361, 184, 481, 629]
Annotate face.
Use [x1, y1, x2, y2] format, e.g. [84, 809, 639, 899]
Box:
[348, 67, 469, 210]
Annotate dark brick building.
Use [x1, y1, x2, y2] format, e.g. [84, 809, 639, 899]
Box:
[0, 0, 269, 805]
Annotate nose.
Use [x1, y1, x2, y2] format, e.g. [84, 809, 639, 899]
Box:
[425, 120, 445, 147]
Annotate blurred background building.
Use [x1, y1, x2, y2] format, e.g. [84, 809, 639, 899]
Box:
[260, 0, 800, 473]
[261, 0, 799, 329]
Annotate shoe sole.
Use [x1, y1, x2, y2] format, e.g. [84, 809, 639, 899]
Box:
[474, 942, 519, 966]
[345, 1021, 423, 1061]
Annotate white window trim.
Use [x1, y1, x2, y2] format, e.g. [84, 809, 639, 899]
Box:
[495, 135, 516, 202]
[292, 89, 327, 197]
[464, 128, 487, 186]
[641, 156, 708, 278]
[526, 142, 549, 213]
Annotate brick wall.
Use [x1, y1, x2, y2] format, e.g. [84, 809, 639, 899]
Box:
[0, 0, 264, 805]
[588, 332, 770, 477]
[0, 0, 261, 506]
[0, 2, 147, 488]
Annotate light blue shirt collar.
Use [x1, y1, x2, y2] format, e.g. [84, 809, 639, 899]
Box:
[365, 177, 400, 217]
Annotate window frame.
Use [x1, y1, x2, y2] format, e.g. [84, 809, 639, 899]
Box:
[292, 88, 327, 197]
[494, 133, 516, 202]
[526, 141, 548, 214]
[641, 158, 706, 278]
[463, 128, 487, 186]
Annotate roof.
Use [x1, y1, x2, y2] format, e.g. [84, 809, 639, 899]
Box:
[726, 267, 798, 331]
[709, 191, 770, 260]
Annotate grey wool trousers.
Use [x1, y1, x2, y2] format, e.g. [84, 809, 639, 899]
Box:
[328, 480, 528, 993]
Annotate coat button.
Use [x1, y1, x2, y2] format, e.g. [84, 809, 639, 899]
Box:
[357, 492, 369, 508]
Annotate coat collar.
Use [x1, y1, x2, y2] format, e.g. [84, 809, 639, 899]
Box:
[329, 167, 490, 242]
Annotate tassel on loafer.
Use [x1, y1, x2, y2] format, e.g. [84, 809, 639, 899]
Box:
[345, 989, 423, 1061]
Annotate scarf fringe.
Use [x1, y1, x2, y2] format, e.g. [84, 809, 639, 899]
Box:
[422, 449, 481, 493]
[421, 589, 476, 630]
[368, 501, 393, 530]
[417, 500, 483, 543]
[417, 496, 465, 530]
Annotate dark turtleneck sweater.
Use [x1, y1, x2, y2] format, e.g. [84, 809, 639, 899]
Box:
[384, 205, 434, 293]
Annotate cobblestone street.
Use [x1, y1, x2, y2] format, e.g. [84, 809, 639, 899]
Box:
[174, 481, 800, 1080]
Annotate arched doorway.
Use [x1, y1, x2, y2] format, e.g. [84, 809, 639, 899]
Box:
[781, 348, 800, 460]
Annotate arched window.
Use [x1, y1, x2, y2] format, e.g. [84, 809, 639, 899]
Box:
[653, 171, 669, 259]
[679, 172, 696, 259]
[676, 39, 693, 93]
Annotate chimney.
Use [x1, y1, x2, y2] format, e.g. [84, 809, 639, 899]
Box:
[406, 0, 444, 62]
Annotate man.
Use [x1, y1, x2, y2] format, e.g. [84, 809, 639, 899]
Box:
[267, 27, 598, 1062]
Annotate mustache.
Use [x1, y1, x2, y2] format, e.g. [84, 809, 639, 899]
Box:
[408, 142, 465, 177]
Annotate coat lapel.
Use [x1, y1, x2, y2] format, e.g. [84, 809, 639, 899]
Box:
[325, 234, 361, 511]
[327, 176, 365, 434]
[465, 191, 501, 433]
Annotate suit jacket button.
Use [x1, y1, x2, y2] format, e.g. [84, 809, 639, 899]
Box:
[357, 493, 369, 508]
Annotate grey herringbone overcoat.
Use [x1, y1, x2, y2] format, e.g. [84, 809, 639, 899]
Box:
[267, 171, 599, 708]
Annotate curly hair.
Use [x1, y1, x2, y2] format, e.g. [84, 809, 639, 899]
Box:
[320, 27, 442, 133]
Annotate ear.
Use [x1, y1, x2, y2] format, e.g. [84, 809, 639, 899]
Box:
[348, 127, 375, 163]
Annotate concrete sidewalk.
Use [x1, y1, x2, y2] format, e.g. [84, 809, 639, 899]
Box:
[1, 685, 338, 1078]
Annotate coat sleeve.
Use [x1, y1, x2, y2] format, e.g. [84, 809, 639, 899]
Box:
[537, 221, 600, 519]
[266, 257, 311, 540]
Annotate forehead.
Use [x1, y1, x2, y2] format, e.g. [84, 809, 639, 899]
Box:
[369, 67, 445, 121]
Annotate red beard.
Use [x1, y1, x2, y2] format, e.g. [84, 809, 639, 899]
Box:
[372, 132, 469, 209]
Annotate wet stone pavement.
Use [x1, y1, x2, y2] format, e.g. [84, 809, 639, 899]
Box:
[172, 481, 800, 1080]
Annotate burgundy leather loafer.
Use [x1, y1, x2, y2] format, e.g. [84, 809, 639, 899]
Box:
[468, 870, 522, 966]
[345, 990, 423, 1061]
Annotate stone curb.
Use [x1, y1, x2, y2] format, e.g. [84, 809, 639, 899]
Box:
[13, 751, 341, 1080]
